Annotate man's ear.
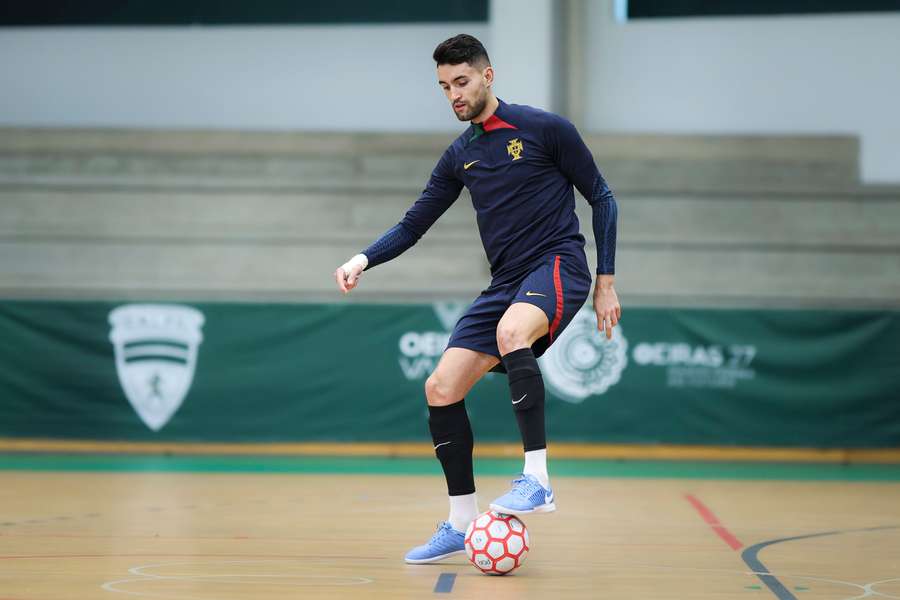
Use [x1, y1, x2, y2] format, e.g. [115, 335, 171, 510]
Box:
[483, 66, 494, 87]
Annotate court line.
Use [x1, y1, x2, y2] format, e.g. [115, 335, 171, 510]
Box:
[684, 493, 900, 600]
[742, 530, 843, 600]
[0, 553, 377, 561]
[4, 437, 900, 463]
[108, 574, 373, 587]
[859, 578, 900, 600]
[608, 561, 900, 600]
[433, 572, 456, 593]
[129, 559, 374, 583]
[741, 525, 900, 600]
[103, 559, 374, 599]
[631, 563, 867, 595]
[4, 452, 900, 481]
[526, 560, 898, 600]
[101, 579, 212, 600]
[683, 493, 744, 550]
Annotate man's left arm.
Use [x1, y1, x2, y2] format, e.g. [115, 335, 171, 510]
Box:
[544, 115, 621, 339]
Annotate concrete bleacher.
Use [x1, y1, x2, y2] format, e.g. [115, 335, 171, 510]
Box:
[1, 128, 898, 308]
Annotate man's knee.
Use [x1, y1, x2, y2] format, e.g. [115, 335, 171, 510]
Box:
[425, 371, 459, 407]
[496, 321, 531, 356]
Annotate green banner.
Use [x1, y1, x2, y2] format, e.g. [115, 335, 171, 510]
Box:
[0, 301, 898, 447]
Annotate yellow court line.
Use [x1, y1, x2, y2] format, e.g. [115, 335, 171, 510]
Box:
[0, 438, 899, 464]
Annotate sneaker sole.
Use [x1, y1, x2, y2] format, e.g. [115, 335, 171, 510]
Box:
[404, 549, 466, 564]
[488, 501, 556, 515]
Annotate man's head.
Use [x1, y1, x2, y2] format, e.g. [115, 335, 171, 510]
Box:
[433, 34, 494, 122]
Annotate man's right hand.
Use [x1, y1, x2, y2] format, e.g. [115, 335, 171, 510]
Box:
[334, 253, 368, 294]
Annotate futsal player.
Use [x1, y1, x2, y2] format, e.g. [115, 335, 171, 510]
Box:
[334, 34, 621, 563]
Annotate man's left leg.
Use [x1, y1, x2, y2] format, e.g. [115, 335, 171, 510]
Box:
[490, 301, 556, 514]
[489, 254, 593, 514]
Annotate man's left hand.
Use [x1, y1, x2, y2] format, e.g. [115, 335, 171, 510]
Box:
[594, 275, 621, 340]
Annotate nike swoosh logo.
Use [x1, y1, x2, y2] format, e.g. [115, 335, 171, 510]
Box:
[546, 490, 554, 502]
[434, 441, 452, 450]
[525, 291, 547, 297]
[512, 394, 527, 405]
[463, 160, 480, 170]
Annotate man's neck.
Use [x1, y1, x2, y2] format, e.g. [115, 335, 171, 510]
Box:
[470, 95, 499, 124]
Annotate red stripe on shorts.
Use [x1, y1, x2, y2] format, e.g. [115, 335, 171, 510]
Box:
[549, 255, 564, 342]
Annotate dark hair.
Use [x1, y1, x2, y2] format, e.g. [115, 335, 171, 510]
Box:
[433, 34, 491, 68]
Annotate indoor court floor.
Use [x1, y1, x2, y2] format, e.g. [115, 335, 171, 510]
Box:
[1, 454, 899, 599]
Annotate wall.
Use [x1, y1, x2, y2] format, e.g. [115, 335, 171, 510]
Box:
[3, 6, 900, 183]
[584, 4, 900, 183]
[0, 24, 487, 132]
[489, 0, 558, 112]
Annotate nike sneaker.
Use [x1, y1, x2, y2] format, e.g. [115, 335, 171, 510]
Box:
[404, 521, 466, 564]
[489, 473, 556, 515]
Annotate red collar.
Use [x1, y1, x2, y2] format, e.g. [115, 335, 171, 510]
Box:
[481, 113, 517, 132]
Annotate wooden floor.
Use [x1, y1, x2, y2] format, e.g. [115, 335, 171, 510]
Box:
[1, 457, 899, 599]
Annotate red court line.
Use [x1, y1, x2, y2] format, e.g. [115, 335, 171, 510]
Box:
[684, 493, 744, 551]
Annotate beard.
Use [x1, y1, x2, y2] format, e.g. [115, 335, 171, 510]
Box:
[455, 93, 488, 122]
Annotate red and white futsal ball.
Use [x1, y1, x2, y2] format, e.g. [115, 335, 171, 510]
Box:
[464, 510, 530, 575]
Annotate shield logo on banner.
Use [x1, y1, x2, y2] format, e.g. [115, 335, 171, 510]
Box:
[539, 308, 628, 403]
[108, 304, 205, 431]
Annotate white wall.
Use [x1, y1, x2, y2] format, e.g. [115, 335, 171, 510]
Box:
[584, 4, 900, 183]
[0, 24, 487, 132]
[3, 9, 900, 183]
[489, 0, 556, 111]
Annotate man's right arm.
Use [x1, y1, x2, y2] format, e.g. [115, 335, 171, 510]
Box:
[335, 147, 463, 293]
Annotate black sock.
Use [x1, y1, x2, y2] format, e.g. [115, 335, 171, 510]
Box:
[428, 400, 475, 496]
[502, 348, 546, 452]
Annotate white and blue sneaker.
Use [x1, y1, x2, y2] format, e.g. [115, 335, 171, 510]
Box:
[489, 474, 556, 515]
[404, 521, 466, 564]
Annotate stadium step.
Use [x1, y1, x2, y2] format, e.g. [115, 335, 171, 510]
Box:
[1, 128, 897, 308]
[3, 188, 899, 250]
[0, 128, 862, 194]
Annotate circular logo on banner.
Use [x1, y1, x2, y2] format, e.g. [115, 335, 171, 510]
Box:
[539, 308, 628, 404]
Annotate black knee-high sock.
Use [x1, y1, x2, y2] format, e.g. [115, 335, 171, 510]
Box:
[428, 400, 475, 496]
[502, 348, 546, 451]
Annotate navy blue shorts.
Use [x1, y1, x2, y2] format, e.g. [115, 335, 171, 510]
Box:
[446, 253, 592, 366]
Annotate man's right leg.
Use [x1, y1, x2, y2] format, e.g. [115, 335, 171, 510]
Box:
[405, 347, 499, 564]
[426, 347, 500, 525]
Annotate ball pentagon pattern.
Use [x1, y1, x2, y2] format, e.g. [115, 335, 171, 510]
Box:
[464, 511, 529, 575]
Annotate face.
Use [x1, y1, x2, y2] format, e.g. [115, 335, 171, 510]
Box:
[437, 61, 493, 122]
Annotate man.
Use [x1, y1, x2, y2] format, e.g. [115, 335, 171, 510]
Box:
[334, 34, 620, 564]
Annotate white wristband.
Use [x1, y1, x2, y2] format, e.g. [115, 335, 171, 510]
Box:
[341, 253, 368, 274]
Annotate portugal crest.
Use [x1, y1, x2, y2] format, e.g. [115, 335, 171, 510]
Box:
[108, 304, 205, 431]
[539, 308, 627, 403]
[506, 138, 524, 161]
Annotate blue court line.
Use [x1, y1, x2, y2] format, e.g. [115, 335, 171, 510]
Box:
[433, 572, 456, 593]
[741, 524, 900, 599]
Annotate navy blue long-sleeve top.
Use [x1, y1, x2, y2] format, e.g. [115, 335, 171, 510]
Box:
[363, 99, 617, 281]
